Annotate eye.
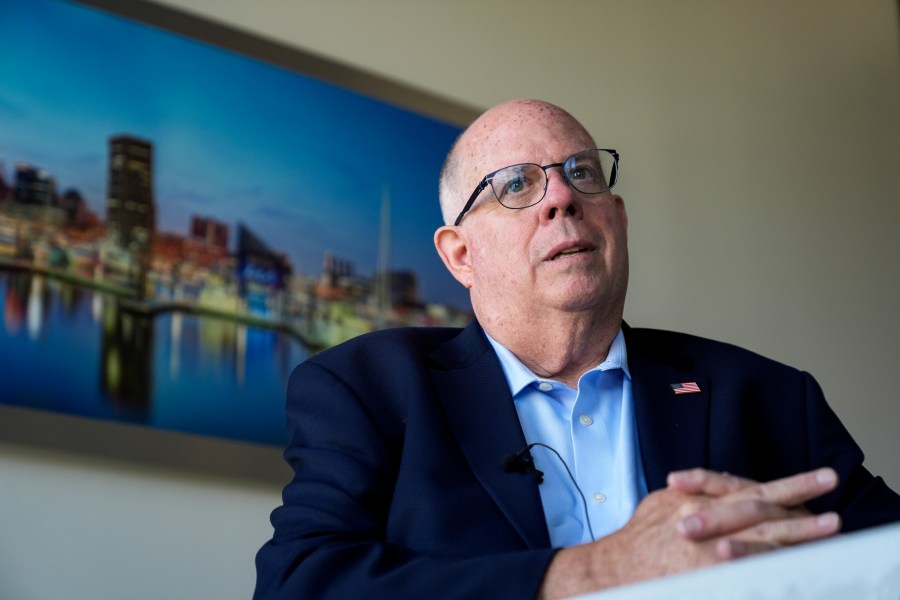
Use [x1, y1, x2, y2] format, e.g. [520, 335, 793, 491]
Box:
[492, 165, 539, 201]
[570, 163, 598, 182]
[503, 175, 528, 195]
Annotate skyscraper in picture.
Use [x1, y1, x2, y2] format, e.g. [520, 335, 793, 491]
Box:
[105, 135, 155, 292]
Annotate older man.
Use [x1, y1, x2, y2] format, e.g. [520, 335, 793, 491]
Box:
[254, 99, 900, 599]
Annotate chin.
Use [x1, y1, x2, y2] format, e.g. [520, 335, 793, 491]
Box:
[551, 290, 606, 313]
[553, 278, 626, 315]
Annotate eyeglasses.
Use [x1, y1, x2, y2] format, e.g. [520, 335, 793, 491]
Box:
[453, 148, 619, 226]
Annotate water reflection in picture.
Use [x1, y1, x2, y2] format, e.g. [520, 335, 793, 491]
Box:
[1, 270, 307, 445]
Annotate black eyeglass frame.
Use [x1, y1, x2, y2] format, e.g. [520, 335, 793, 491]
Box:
[452, 148, 619, 226]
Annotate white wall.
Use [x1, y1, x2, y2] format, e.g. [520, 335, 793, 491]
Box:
[0, 441, 278, 600]
[3, 1, 898, 598]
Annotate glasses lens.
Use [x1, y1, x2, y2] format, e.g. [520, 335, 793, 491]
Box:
[565, 149, 616, 194]
[489, 164, 546, 209]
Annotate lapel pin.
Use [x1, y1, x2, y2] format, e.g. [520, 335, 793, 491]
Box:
[671, 381, 701, 395]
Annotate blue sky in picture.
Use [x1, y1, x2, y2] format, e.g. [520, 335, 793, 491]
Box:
[0, 0, 469, 309]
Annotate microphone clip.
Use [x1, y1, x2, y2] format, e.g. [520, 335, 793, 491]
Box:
[499, 445, 545, 484]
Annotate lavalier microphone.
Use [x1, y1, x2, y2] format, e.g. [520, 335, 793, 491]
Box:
[499, 442, 596, 541]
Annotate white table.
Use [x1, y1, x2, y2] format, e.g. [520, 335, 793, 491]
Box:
[575, 521, 900, 600]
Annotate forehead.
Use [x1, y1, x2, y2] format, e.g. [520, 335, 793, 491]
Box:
[459, 102, 596, 180]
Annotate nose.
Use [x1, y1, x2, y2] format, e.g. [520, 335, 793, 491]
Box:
[539, 168, 582, 221]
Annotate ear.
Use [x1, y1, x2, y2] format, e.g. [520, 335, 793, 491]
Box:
[434, 225, 474, 289]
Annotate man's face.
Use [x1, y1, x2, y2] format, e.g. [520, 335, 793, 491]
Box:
[436, 101, 629, 325]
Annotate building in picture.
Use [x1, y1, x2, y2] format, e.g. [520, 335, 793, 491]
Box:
[104, 135, 156, 291]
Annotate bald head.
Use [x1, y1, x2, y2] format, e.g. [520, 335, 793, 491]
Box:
[438, 99, 596, 225]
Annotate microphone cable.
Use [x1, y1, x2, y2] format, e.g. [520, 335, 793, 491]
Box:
[500, 441, 596, 541]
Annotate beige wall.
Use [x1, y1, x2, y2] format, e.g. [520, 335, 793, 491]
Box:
[2, 2, 897, 598]
[153, 0, 900, 492]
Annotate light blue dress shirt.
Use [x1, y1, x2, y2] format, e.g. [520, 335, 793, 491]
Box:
[486, 329, 648, 547]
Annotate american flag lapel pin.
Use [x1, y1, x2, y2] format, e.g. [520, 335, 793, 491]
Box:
[671, 381, 702, 395]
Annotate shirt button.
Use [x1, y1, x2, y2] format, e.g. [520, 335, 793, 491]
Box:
[538, 382, 553, 392]
[592, 492, 607, 504]
[579, 414, 593, 426]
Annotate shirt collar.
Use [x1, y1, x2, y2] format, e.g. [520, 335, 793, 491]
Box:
[485, 328, 630, 397]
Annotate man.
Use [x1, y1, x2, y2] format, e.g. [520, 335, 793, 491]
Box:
[254, 99, 900, 599]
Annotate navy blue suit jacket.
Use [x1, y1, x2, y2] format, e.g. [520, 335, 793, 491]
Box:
[254, 321, 900, 599]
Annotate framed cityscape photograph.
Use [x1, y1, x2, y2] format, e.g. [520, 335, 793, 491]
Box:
[0, 0, 474, 456]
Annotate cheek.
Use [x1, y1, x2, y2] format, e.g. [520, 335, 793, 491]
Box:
[470, 230, 529, 285]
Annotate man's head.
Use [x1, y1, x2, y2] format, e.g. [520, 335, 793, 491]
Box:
[434, 99, 630, 334]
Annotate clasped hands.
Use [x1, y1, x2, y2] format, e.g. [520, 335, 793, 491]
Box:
[540, 467, 841, 598]
[661, 467, 840, 562]
[615, 467, 841, 579]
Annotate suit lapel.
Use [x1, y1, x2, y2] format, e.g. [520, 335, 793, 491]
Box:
[428, 322, 550, 549]
[625, 326, 711, 492]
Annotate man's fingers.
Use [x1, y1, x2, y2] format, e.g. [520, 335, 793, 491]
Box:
[676, 497, 804, 539]
[749, 468, 838, 507]
[668, 467, 839, 506]
[678, 499, 839, 542]
[714, 537, 778, 560]
[714, 512, 841, 559]
[672, 467, 840, 541]
[667, 468, 752, 496]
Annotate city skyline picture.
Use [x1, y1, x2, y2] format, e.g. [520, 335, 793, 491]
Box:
[0, 0, 468, 446]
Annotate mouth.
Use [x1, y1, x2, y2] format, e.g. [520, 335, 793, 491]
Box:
[547, 242, 596, 262]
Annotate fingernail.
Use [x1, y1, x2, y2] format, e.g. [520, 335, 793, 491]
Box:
[817, 512, 839, 529]
[678, 515, 703, 536]
[816, 469, 837, 487]
[668, 469, 699, 486]
[667, 470, 686, 484]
